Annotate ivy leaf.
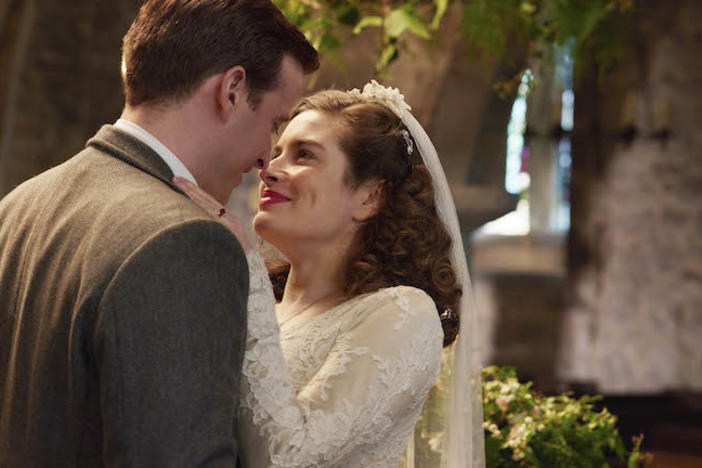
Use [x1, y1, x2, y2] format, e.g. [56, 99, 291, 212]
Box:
[315, 32, 341, 52]
[520, 1, 537, 15]
[377, 44, 399, 71]
[353, 16, 382, 35]
[385, 8, 431, 40]
[578, 6, 608, 44]
[336, 5, 360, 26]
[431, 0, 449, 30]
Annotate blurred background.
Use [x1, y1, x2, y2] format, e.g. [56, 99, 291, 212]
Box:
[1, 0, 700, 465]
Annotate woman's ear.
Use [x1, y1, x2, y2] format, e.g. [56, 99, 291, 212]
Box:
[216, 65, 247, 121]
[352, 180, 384, 222]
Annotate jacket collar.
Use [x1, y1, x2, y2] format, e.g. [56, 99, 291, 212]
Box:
[86, 124, 185, 194]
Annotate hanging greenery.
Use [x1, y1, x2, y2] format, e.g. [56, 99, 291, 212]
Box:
[273, 0, 447, 72]
[275, 0, 635, 83]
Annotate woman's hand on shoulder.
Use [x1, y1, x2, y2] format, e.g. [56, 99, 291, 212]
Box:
[172, 176, 251, 252]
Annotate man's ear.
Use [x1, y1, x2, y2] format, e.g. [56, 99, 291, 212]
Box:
[216, 65, 247, 120]
[352, 179, 385, 222]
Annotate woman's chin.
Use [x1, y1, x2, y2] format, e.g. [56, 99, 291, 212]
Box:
[253, 215, 284, 248]
[252, 214, 270, 238]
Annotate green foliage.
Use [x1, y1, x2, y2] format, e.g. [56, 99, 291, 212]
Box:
[385, 7, 431, 40]
[275, 0, 635, 81]
[461, 0, 533, 58]
[482, 366, 646, 467]
[461, 0, 635, 88]
[274, 1, 444, 72]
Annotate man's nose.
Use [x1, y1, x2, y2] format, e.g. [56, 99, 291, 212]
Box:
[255, 155, 269, 171]
[260, 151, 287, 183]
[255, 139, 273, 170]
[256, 150, 271, 171]
[258, 134, 279, 170]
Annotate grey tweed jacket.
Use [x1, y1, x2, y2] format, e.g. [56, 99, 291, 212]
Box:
[0, 125, 249, 467]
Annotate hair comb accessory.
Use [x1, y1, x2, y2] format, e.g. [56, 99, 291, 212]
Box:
[440, 307, 456, 322]
[401, 129, 414, 155]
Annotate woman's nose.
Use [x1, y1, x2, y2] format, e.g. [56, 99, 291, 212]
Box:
[259, 162, 283, 185]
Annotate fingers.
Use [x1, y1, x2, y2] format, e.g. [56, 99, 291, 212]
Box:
[172, 177, 222, 218]
[172, 176, 251, 252]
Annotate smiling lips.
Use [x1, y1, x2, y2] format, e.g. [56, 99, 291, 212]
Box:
[259, 189, 291, 208]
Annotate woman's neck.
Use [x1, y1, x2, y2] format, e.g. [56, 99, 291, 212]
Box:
[283, 247, 345, 305]
[273, 243, 347, 326]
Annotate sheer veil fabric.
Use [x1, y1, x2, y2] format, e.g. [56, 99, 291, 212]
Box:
[350, 81, 486, 467]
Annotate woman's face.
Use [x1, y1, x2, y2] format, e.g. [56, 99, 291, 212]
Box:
[253, 110, 375, 253]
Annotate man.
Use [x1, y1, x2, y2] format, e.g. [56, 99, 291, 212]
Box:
[0, 0, 318, 465]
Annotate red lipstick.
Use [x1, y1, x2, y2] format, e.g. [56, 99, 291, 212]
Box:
[259, 189, 291, 208]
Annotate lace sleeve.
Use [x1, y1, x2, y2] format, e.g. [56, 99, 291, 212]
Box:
[239, 252, 443, 467]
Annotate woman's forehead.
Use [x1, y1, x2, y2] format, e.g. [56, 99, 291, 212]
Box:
[277, 110, 343, 151]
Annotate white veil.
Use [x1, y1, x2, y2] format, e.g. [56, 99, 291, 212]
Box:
[350, 81, 485, 467]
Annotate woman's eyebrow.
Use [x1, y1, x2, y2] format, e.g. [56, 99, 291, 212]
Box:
[273, 138, 325, 155]
[295, 138, 325, 151]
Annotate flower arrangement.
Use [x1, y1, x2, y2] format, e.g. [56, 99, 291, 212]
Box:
[482, 366, 647, 467]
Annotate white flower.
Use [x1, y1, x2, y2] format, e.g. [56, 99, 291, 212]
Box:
[349, 79, 412, 118]
[495, 395, 512, 409]
[428, 435, 443, 452]
[483, 422, 500, 436]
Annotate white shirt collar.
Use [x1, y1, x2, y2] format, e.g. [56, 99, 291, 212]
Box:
[114, 118, 198, 186]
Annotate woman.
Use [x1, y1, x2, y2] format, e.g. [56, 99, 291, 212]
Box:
[175, 81, 483, 467]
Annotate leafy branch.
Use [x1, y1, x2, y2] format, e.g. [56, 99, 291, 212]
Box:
[274, 0, 447, 72]
[276, 0, 635, 88]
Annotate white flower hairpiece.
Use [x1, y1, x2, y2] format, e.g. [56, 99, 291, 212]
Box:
[349, 80, 414, 155]
[348, 79, 412, 118]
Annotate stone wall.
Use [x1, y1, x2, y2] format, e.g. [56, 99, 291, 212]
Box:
[0, 0, 139, 196]
[471, 233, 566, 391]
[559, 0, 702, 393]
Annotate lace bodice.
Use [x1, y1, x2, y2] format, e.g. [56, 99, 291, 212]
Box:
[238, 251, 444, 467]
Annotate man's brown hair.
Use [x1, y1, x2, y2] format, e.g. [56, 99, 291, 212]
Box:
[121, 0, 319, 107]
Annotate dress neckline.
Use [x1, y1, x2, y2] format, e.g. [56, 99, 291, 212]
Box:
[278, 289, 380, 335]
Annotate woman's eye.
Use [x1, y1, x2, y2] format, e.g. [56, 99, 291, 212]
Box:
[298, 150, 314, 160]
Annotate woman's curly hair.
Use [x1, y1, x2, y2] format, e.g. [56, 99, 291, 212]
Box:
[269, 89, 461, 346]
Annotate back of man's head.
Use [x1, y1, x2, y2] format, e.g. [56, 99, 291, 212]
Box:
[121, 0, 319, 108]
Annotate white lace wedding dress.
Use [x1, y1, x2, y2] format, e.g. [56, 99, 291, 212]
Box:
[238, 251, 444, 467]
